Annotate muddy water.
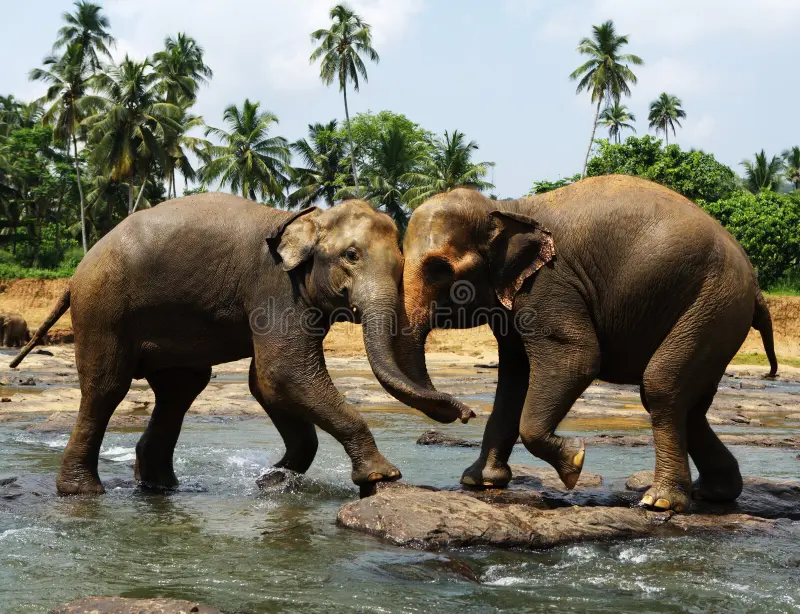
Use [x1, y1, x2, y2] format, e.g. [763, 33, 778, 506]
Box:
[1, 371, 800, 612]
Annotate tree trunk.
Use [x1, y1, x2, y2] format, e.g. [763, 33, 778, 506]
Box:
[167, 172, 173, 201]
[72, 133, 87, 254]
[581, 97, 602, 177]
[343, 84, 360, 196]
[132, 175, 148, 213]
[665, 123, 669, 147]
[128, 171, 134, 216]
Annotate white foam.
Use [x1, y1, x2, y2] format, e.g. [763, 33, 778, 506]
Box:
[100, 446, 136, 462]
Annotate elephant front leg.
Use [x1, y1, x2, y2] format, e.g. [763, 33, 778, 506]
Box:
[252, 344, 401, 487]
[462, 331, 529, 488]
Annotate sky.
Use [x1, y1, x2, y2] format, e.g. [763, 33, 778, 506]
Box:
[1, 0, 798, 198]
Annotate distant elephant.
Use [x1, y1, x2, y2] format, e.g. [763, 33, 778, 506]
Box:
[0, 312, 30, 347]
[11, 193, 472, 495]
[384, 175, 778, 512]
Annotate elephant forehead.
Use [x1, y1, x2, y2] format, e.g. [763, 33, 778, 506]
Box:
[405, 211, 471, 264]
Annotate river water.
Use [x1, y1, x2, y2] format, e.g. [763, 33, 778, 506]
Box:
[1, 390, 799, 612]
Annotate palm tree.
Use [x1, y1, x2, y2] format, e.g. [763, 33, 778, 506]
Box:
[288, 120, 348, 208]
[84, 56, 181, 215]
[648, 93, 686, 146]
[403, 130, 494, 209]
[782, 146, 800, 191]
[570, 20, 643, 176]
[339, 125, 426, 231]
[598, 101, 636, 144]
[53, 1, 114, 72]
[202, 99, 291, 203]
[741, 150, 784, 193]
[153, 33, 213, 104]
[310, 4, 379, 194]
[30, 43, 103, 253]
[163, 106, 209, 199]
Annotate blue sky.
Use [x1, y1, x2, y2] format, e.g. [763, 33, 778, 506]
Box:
[1, 0, 797, 198]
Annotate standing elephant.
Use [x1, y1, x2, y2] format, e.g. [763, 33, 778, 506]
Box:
[384, 175, 777, 512]
[0, 312, 31, 347]
[11, 193, 471, 495]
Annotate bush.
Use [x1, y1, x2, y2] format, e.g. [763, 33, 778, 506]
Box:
[527, 174, 581, 195]
[586, 136, 740, 203]
[702, 191, 800, 287]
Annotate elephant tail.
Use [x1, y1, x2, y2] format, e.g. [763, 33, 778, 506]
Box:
[9, 286, 70, 369]
[752, 289, 778, 379]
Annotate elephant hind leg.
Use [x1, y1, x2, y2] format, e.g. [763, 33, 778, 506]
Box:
[687, 392, 743, 502]
[58, 344, 134, 495]
[135, 366, 212, 490]
[248, 360, 318, 474]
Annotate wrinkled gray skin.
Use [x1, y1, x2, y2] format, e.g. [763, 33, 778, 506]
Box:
[11, 193, 471, 495]
[391, 175, 778, 513]
[0, 312, 30, 347]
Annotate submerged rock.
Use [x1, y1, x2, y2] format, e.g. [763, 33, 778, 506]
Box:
[416, 429, 479, 448]
[507, 464, 603, 490]
[49, 597, 229, 613]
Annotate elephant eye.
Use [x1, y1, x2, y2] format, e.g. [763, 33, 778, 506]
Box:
[343, 247, 360, 263]
[423, 256, 454, 285]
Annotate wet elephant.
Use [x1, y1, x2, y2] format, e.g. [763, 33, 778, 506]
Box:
[0, 312, 30, 347]
[384, 175, 778, 512]
[11, 193, 472, 495]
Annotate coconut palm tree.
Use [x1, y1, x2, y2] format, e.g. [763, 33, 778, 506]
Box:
[163, 106, 209, 199]
[403, 130, 494, 209]
[53, 1, 114, 72]
[84, 56, 181, 215]
[30, 43, 104, 252]
[288, 120, 348, 208]
[570, 20, 643, 176]
[310, 4, 379, 194]
[648, 93, 686, 146]
[782, 146, 800, 191]
[339, 124, 426, 231]
[741, 150, 785, 193]
[153, 33, 213, 104]
[201, 99, 291, 203]
[598, 101, 636, 144]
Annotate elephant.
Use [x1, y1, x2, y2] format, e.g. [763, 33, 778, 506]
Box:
[11, 193, 472, 495]
[0, 312, 30, 347]
[385, 175, 778, 513]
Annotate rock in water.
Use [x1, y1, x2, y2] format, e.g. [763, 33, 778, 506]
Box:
[416, 429, 479, 447]
[337, 485, 787, 551]
[49, 597, 228, 613]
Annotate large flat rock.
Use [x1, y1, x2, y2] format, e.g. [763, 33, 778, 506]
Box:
[338, 474, 800, 551]
[49, 597, 229, 614]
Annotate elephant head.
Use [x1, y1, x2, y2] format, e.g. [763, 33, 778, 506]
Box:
[389, 188, 555, 405]
[268, 200, 474, 424]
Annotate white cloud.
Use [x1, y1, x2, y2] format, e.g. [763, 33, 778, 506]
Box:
[636, 57, 718, 101]
[104, 0, 424, 94]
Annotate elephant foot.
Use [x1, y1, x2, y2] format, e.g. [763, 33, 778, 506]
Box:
[639, 479, 690, 512]
[134, 457, 179, 491]
[351, 455, 402, 486]
[553, 437, 585, 490]
[460, 459, 511, 488]
[692, 471, 743, 502]
[256, 467, 303, 491]
[56, 466, 106, 495]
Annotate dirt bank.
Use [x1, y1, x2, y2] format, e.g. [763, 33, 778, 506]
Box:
[1, 278, 798, 364]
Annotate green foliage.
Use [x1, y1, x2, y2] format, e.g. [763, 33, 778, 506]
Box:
[741, 150, 785, 193]
[702, 191, 800, 287]
[0, 262, 75, 280]
[647, 93, 686, 146]
[527, 174, 581, 195]
[344, 111, 431, 168]
[586, 136, 739, 203]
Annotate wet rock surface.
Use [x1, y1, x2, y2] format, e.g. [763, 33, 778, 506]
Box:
[337, 472, 800, 551]
[49, 597, 231, 614]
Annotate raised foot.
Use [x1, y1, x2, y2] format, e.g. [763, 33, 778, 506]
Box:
[692, 473, 743, 502]
[639, 481, 690, 512]
[460, 460, 512, 488]
[555, 438, 585, 490]
[352, 456, 402, 486]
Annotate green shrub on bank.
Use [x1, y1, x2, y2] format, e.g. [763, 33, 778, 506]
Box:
[703, 190, 800, 288]
[0, 263, 76, 280]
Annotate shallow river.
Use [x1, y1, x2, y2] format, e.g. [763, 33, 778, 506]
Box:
[1, 395, 799, 612]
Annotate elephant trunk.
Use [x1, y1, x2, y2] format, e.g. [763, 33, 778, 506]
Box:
[358, 284, 474, 424]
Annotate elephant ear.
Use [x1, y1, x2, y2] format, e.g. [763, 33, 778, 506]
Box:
[487, 210, 555, 310]
[266, 207, 320, 271]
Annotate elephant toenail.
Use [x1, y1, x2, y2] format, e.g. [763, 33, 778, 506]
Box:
[641, 495, 654, 506]
[654, 498, 671, 510]
[572, 449, 585, 468]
